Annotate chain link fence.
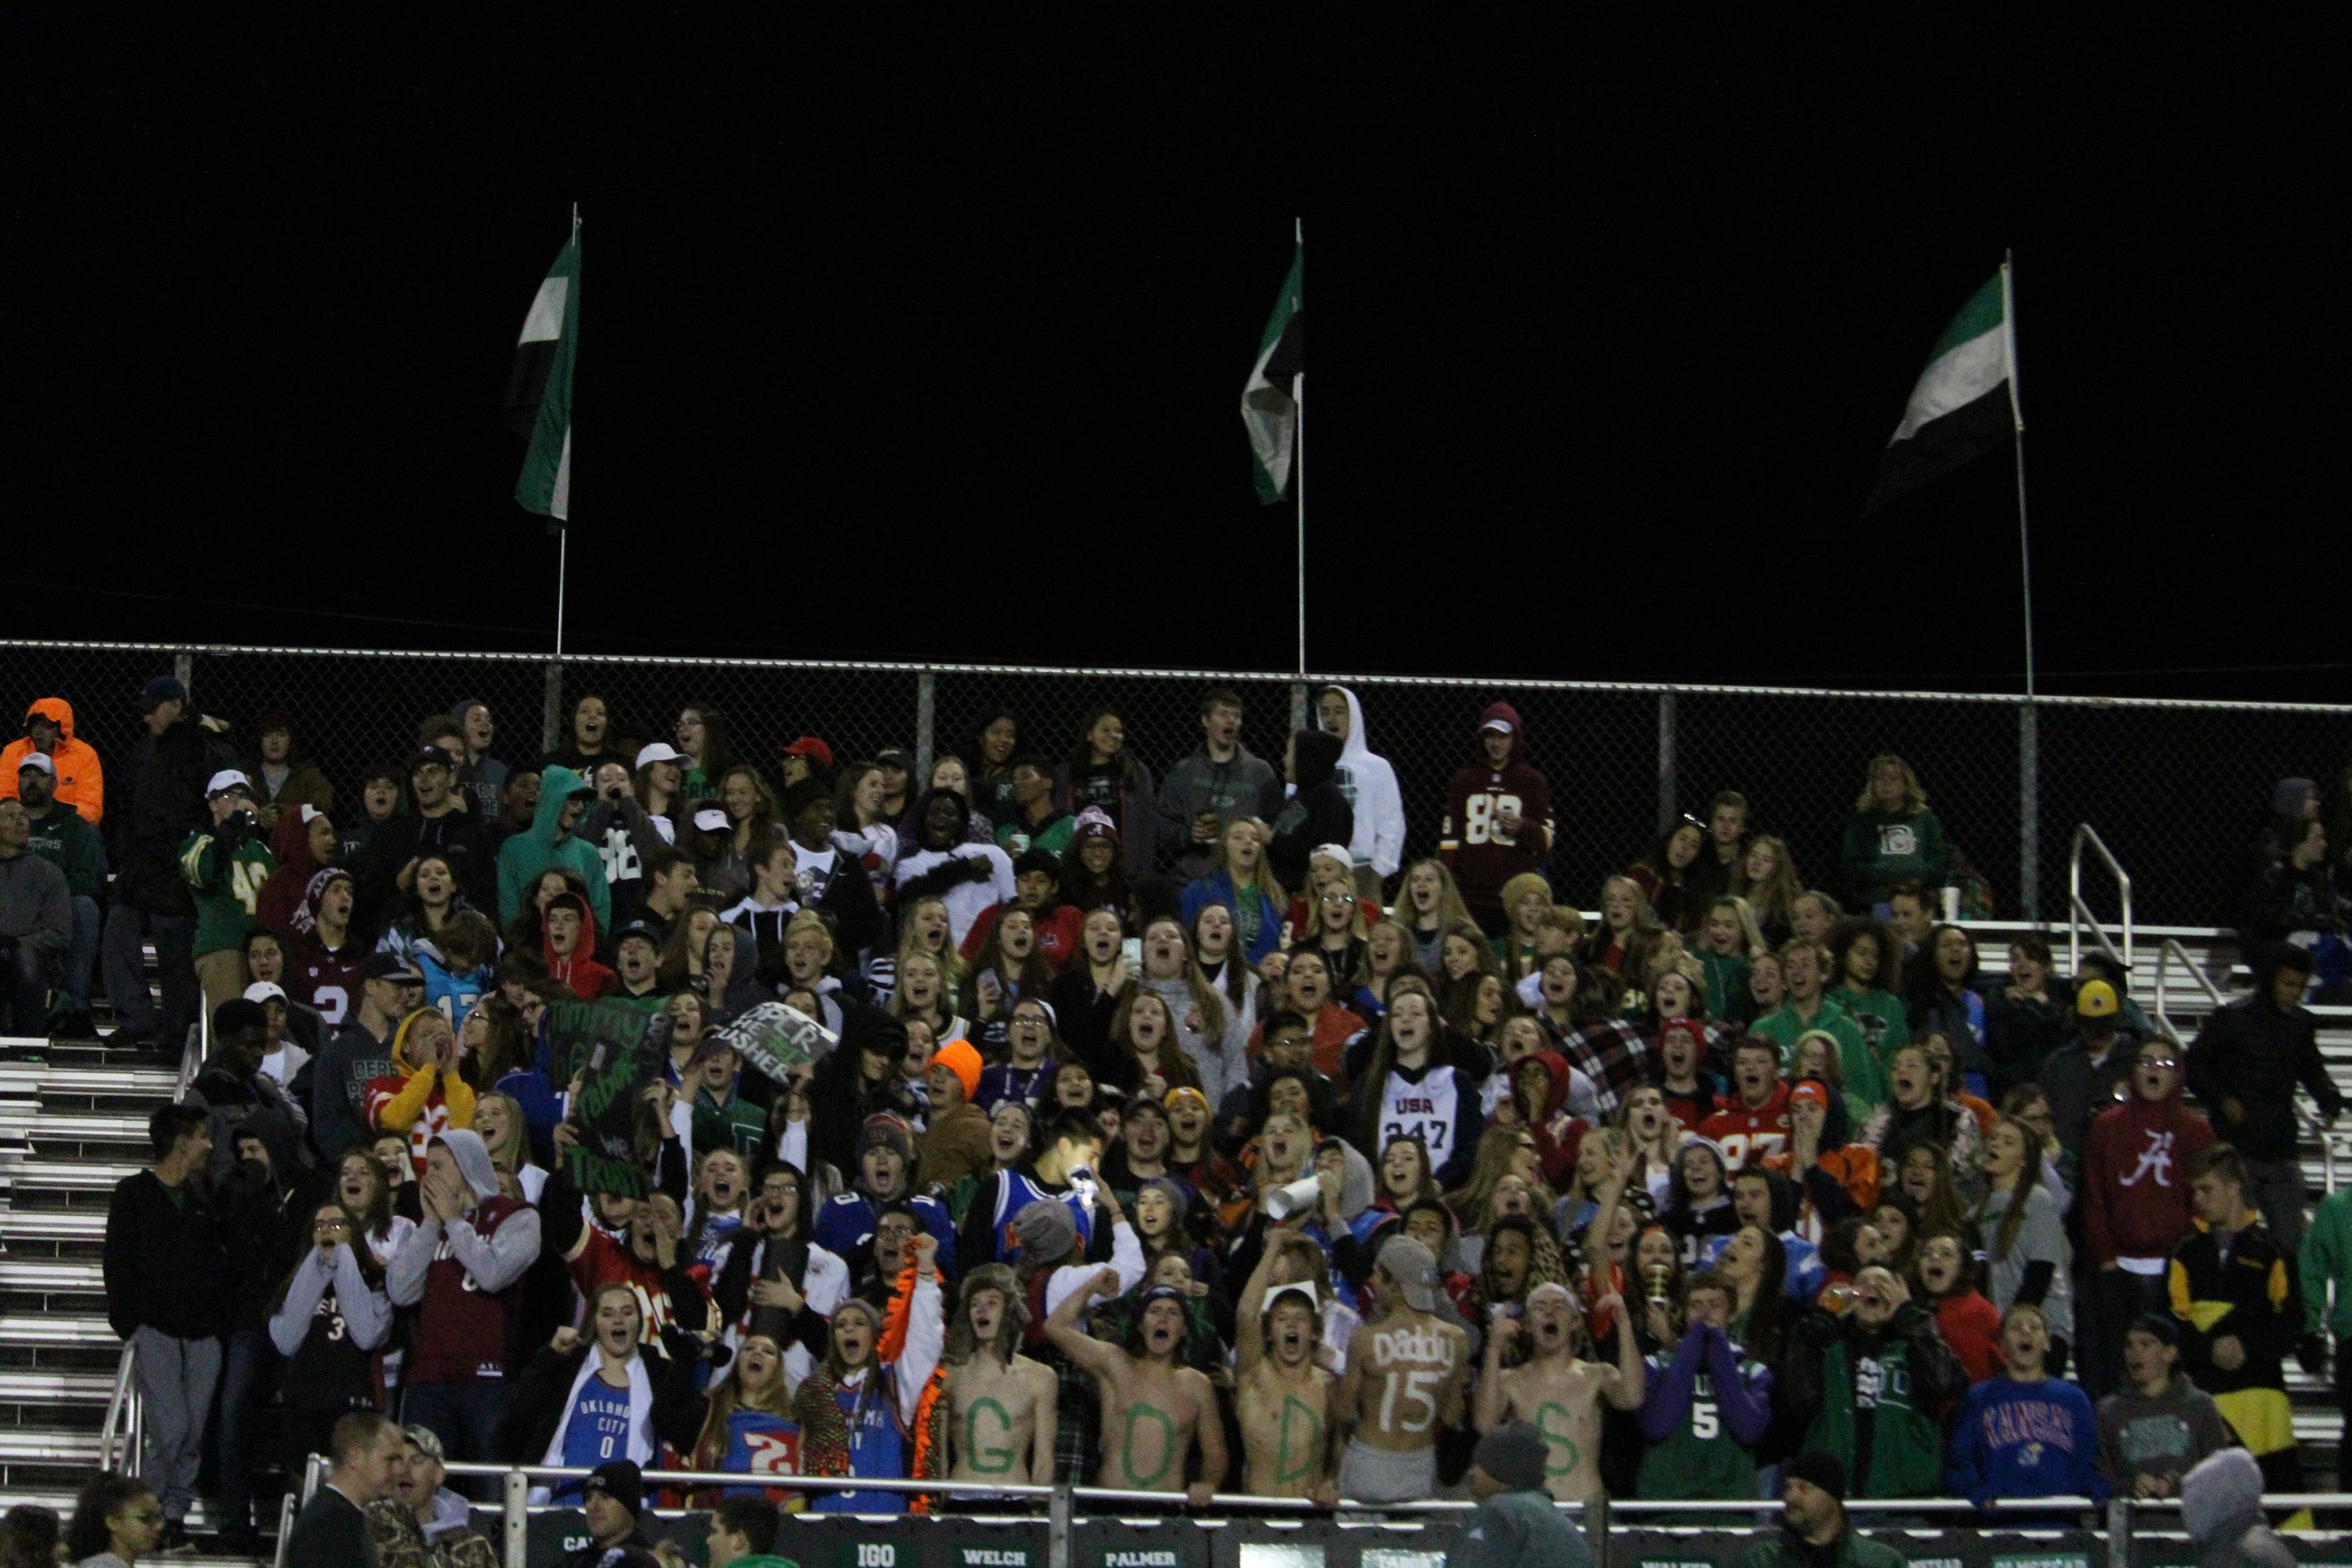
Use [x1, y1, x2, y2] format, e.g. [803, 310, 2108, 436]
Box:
[6, 640, 2347, 925]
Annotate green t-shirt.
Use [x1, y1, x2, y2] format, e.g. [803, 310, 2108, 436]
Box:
[996, 811, 1074, 858]
[1750, 996, 1886, 1108]
[1699, 951, 1751, 1022]
[1637, 1344, 1765, 1500]
[1833, 985, 1911, 1075]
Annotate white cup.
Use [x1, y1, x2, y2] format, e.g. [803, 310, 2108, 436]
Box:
[1265, 1176, 1324, 1221]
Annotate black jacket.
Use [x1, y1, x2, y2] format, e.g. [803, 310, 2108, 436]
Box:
[2187, 993, 2343, 1159]
[358, 807, 497, 937]
[103, 1168, 229, 1338]
[493, 1339, 697, 1466]
[282, 1485, 377, 1568]
[1265, 729, 1353, 893]
[117, 714, 239, 914]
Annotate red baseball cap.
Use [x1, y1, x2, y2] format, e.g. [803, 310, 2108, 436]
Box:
[780, 736, 835, 769]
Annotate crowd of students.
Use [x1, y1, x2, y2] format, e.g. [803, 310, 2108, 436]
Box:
[37, 673, 2352, 1555]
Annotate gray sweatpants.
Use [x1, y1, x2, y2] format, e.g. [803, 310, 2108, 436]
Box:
[1338, 1438, 1438, 1504]
[134, 1327, 221, 1523]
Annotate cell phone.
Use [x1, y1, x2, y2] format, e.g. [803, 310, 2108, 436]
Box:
[1121, 936, 1142, 968]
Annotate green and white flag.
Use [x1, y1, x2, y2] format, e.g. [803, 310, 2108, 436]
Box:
[1866, 265, 2018, 514]
[507, 220, 579, 523]
[1242, 240, 1304, 505]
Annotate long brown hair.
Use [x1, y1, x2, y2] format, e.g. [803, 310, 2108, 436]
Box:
[691, 1334, 793, 1471]
[1979, 1116, 2040, 1261]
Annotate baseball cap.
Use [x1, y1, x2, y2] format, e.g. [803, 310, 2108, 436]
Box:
[1788, 1078, 1832, 1110]
[1312, 842, 1354, 868]
[1480, 717, 1514, 734]
[205, 770, 253, 798]
[400, 1424, 446, 1462]
[781, 736, 835, 769]
[410, 745, 455, 774]
[2076, 979, 2120, 1019]
[634, 741, 682, 770]
[692, 806, 729, 832]
[138, 675, 187, 712]
[14, 753, 53, 778]
[242, 981, 287, 1005]
[613, 919, 662, 949]
[1376, 1235, 1439, 1312]
[363, 953, 424, 984]
[875, 746, 916, 772]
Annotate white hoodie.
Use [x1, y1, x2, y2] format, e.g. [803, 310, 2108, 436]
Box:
[1324, 685, 1405, 877]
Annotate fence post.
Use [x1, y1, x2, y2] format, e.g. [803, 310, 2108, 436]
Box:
[1291, 680, 1309, 735]
[541, 661, 564, 756]
[1049, 1483, 1072, 1568]
[916, 671, 937, 788]
[1587, 1490, 1611, 1568]
[1656, 692, 1678, 838]
[504, 1468, 529, 1568]
[2019, 701, 2040, 921]
[173, 651, 194, 705]
[2105, 1494, 2132, 1568]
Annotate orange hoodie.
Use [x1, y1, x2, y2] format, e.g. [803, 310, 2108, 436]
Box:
[0, 699, 103, 824]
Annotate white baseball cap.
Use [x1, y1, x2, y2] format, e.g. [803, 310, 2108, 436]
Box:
[14, 753, 54, 778]
[1479, 718, 1514, 735]
[206, 770, 253, 798]
[242, 982, 287, 1005]
[692, 807, 729, 832]
[634, 742, 682, 770]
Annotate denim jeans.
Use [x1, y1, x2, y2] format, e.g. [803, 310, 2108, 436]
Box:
[101, 903, 197, 1045]
[211, 1327, 276, 1535]
[401, 1378, 513, 1500]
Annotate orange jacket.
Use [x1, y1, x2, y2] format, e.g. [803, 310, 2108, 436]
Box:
[0, 699, 103, 824]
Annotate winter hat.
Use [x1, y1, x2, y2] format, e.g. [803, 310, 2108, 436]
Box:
[13, 753, 52, 779]
[1783, 1449, 1847, 1504]
[1659, 1017, 1708, 1061]
[1140, 1176, 1190, 1224]
[1470, 1422, 1549, 1492]
[2182, 1447, 2265, 1546]
[138, 675, 187, 712]
[1071, 806, 1119, 844]
[933, 1038, 983, 1102]
[1010, 1197, 1078, 1264]
[1163, 1085, 1209, 1117]
[582, 1459, 644, 1518]
[858, 1114, 915, 1166]
[2274, 778, 2319, 820]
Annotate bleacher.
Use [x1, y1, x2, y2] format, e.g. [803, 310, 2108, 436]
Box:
[0, 832, 2342, 1564]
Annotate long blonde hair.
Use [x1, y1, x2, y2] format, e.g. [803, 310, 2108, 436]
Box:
[896, 895, 965, 995]
[1215, 817, 1285, 911]
[1855, 754, 1928, 814]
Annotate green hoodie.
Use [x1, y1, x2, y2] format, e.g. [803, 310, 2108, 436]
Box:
[496, 764, 610, 931]
[23, 801, 101, 899]
[2302, 1186, 2352, 1339]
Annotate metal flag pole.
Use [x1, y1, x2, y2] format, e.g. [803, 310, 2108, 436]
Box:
[1294, 215, 1306, 677]
[555, 201, 579, 658]
[2004, 248, 2032, 698]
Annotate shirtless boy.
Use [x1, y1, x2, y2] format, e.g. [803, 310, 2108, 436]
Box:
[1234, 1228, 1336, 1498]
[1315, 1235, 1467, 1506]
[943, 1263, 1058, 1486]
[1043, 1269, 1228, 1506]
[1472, 1281, 1644, 1502]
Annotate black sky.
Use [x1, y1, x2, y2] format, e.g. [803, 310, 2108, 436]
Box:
[4, 12, 2345, 700]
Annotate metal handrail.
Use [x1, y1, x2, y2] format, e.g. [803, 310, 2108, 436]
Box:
[96, 1337, 137, 1474]
[2069, 823, 2134, 977]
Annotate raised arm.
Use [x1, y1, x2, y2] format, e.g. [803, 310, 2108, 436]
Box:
[1598, 1290, 1646, 1411]
[1234, 1223, 1282, 1378]
[1040, 1264, 1128, 1382]
[1473, 1314, 1518, 1432]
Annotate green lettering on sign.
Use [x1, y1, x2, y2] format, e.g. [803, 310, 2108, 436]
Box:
[1533, 1400, 1580, 1476]
[965, 1396, 1015, 1474]
[1120, 1403, 1176, 1488]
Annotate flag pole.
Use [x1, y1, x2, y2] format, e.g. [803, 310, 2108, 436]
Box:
[1293, 215, 1306, 678]
[2003, 249, 2033, 698]
[555, 201, 579, 659]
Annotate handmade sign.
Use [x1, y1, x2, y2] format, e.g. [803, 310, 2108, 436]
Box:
[548, 998, 672, 1197]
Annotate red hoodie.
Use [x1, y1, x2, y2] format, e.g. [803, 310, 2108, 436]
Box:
[1438, 701, 1554, 911]
[256, 804, 331, 942]
[2082, 1076, 2215, 1266]
[543, 890, 617, 999]
[1517, 1049, 1588, 1184]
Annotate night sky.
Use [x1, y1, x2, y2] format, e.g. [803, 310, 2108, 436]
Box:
[5, 12, 2344, 700]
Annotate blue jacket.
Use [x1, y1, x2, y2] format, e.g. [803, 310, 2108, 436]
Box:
[813, 1189, 958, 1278]
[1947, 1375, 2109, 1507]
[1178, 872, 1284, 965]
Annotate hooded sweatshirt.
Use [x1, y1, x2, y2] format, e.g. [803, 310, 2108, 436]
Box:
[1322, 686, 1405, 877]
[0, 849, 70, 966]
[2181, 1446, 2297, 1568]
[384, 1127, 537, 1385]
[2097, 1371, 2233, 1499]
[1518, 1048, 1591, 1184]
[1266, 728, 1352, 893]
[0, 698, 104, 823]
[496, 765, 612, 931]
[1439, 702, 1553, 910]
[542, 891, 617, 999]
[365, 1010, 479, 1177]
[2082, 1078, 2215, 1268]
[256, 803, 332, 943]
[447, 697, 511, 823]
